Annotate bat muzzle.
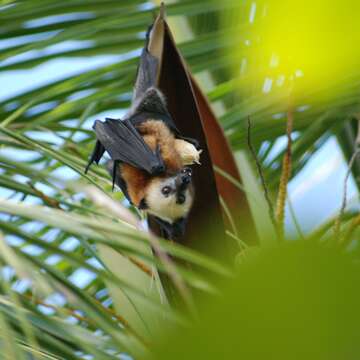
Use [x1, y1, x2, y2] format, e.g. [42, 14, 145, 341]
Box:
[175, 167, 192, 204]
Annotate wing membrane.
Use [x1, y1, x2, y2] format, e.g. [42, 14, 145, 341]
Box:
[86, 118, 165, 175]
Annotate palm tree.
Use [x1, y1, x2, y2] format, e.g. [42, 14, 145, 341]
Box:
[0, 1, 359, 358]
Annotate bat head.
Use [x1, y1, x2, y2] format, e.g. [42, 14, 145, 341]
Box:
[142, 167, 194, 223]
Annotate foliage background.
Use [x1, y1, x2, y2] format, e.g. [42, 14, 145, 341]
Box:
[0, 0, 359, 358]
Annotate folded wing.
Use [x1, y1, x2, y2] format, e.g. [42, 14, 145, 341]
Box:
[85, 118, 165, 175]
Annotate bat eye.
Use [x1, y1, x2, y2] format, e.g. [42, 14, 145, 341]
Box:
[161, 186, 171, 196]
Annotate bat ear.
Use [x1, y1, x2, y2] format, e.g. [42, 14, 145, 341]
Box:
[131, 87, 169, 116]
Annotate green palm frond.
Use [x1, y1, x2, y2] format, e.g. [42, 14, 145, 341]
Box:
[0, 0, 359, 358]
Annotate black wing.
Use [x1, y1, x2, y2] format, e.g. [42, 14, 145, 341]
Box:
[105, 160, 133, 203]
[153, 216, 187, 240]
[85, 117, 165, 175]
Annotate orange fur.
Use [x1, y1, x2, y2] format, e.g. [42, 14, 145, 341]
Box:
[137, 120, 182, 172]
[119, 120, 184, 206]
[142, 134, 157, 152]
[120, 164, 149, 206]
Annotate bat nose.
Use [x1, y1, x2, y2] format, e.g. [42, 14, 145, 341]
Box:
[175, 172, 191, 192]
[181, 174, 191, 185]
[182, 167, 192, 176]
[180, 167, 192, 185]
[177, 194, 186, 204]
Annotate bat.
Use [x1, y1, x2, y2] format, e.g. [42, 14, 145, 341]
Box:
[85, 86, 201, 239]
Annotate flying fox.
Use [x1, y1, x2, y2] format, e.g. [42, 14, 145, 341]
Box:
[85, 87, 201, 239]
